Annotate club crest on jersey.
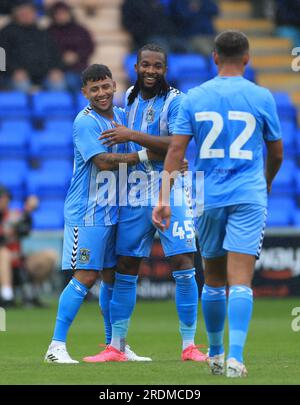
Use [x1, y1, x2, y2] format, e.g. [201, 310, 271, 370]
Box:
[145, 108, 155, 123]
[79, 248, 90, 263]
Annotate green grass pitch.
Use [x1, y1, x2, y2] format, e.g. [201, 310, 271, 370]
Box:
[0, 298, 300, 385]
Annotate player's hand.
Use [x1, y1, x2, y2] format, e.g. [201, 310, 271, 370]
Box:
[99, 122, 132, 146]
[180, 158, 188, 174]
[152, 205, 171, 232]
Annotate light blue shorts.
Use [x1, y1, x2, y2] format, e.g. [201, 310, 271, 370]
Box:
[196, 204, 267, 259]
[62, 224, 117, 271]
[116, 199, 196, 258]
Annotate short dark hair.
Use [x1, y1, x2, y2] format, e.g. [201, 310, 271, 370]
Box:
[137, 43, 168, 66]
[214, 30, 249, 59]
[81, 64, 112, 86]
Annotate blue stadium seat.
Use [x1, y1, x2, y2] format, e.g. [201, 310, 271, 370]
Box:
[0, 92, 30, 119]
[123, 54, 137, 84]
[32, 91, 75, 118]
[1, 119, 32, 133]
[29, 130, 73, 160]
[32, 208, 64, 230]
[208, 57, 255, 82]
[293, 209, 300, 226]
[0, 171, 27, 200]
[168, 54, 209, 83]
[0, 130, 29, 158]
[280, 120, 296, 157]
[44, 119, 73, 135]
[267, 197, 295, 226]
[272, 91, 297, 122]
[271, 158, 296, 196]
[38, 199, 65, 213]
[41, 159, 73, 177]
[77, 92, 88, 112]
[27, 169, 71, 199]
[0, 159, 28, 177]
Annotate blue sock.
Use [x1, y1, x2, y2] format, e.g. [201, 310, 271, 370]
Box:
[173, 269, 198, 349]
[52, 278, 88, 342]
[99, 281, 114, 345]
[110, 272, 138, 351]
[228, 285, 253, 363]
[201, 284, 226, 356]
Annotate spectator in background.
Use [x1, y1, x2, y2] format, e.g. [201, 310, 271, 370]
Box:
[121, 0, 185, 53]
[169, 0, 219, 55]
[0, 189, 56, 308]
[47, 1, 95, 92]
[274, 0, 300, 48]
[0, 0, 66, 91]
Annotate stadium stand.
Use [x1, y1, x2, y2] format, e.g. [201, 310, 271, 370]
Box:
[0, 0, 299, 229]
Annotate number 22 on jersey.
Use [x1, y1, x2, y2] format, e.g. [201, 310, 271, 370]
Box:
[196, 111, 256, 160]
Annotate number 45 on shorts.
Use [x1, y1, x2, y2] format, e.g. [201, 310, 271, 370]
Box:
[172, 220, 195, 240]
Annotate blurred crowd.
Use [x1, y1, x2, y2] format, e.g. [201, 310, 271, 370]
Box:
[0, 0, 299, 93]
[0, 185, 57, 308]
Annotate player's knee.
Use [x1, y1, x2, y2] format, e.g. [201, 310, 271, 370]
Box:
[102, 267, 115, 284]
[170, 253, 194, 271]
[117, 256, 140, 276]
[74, 270, 98, 288]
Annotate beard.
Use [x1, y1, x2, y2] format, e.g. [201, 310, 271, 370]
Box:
[138, 73, 164, 97]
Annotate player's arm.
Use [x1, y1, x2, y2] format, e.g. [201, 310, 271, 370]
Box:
[265, 139, 283, 193]
[92, 150, 164, 171]
[99, 122, 170, 154]
[152, 135, 191, 231]
[263, 90, 284, 193]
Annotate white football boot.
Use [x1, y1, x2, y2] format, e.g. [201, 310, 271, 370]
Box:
[125, 345, 152, 362]
[226, 358, 247, 378]
[208, 353, 225, 375]
[44, 344, 79, 364]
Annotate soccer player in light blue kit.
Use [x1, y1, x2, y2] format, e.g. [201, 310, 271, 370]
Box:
[84, 44, 207, 362]
[153, 31, 283, 377]
[44, 64, 160, 363]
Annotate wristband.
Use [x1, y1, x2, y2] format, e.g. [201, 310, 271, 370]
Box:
[138, 149, 149, 162]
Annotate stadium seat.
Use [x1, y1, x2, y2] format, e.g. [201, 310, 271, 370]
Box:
[292, 209, 300, 226]
[208, 57, 256, 81]
[271, 158, 296, 196]
[168, 54, 209, 84]
[1, 119, 32, 133]
[77, 92, 88, 112]
[0, 171, 27, 200]
[27, 169, 71, 199]
[38, 199, 65, 213]
[43, 119, 73, 135]
[0, 92, 30, 119]
[0, 130, 29, 159]
[280, 120, 296, 157]
[272, 91, 297, 122]
[267, 197, 295, 226]
[29, 130, 73, 160]
[32, 91, 75, 119]
[123, 54, 137, 84]
[32, 208, 64, 230]
[40, 159, 73, 178]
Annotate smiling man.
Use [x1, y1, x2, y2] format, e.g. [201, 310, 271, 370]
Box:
[44, 64, 159, 364]
[83, 45, 207, 363]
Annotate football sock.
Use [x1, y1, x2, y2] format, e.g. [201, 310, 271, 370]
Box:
[228, 285, 253, 363]
[99, 281, 114, 345]
[173, 269, 198, 350]
[110, 272, 138, 352]
[201, 284, 226, 356]
[52, 278, 88, 343]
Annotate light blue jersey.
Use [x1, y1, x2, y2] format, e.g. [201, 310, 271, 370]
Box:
[174, 76, 282, 209]
[125, 87, 184, 204]
[116, 87, 196, 258]
[64, 105, 126, 227]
